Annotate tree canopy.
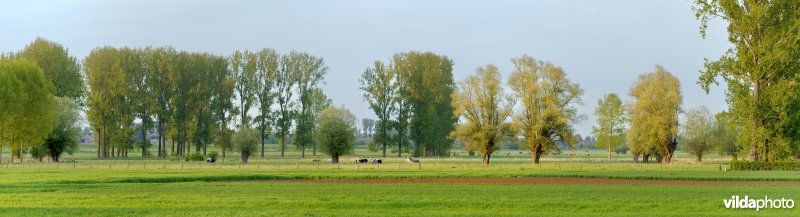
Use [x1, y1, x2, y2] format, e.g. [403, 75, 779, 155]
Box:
[451, 64, 515, 165]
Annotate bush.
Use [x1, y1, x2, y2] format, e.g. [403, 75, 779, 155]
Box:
[729, 160, 800, 171]
[184, 152, 204, 161]
[208, 150, 219, 160]
[467, 150, 476, 156]
[614, 145, 629, 154]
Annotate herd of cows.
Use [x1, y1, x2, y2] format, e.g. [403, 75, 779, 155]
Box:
[351, 157, 421, 164]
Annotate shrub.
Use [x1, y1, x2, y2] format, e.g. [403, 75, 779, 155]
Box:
[184, 152, 204, 161]
[729, 160, 800, 171]
[614, 145, 629, 154]
[208, 150, 219, 160]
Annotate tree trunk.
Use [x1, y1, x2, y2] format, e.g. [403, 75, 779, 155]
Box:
[482, 153, 491, 165]
[608, 145, 612, 162]
[280, 132, 285, 159]
[331, 155, 339, 164]
[222, 148, 226, 158]
[157, 122, 162, 158]
[750, 81, 759, 162]
[696, 154, 702, 162]
[382, 143, 387, 157]
[241, 152, 249, 164]
[141, 115, 147, 158]
[633, 152, 640, 163]
[260, 127, 265, 159]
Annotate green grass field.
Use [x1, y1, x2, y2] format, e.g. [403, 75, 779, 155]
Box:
[0, 144, 797, 216]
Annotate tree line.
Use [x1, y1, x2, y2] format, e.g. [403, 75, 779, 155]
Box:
[3, 0, 800, 164]
[83, 47, 331, 163]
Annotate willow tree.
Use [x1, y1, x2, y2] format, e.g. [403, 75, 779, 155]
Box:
[360, 60, 397, 157]
[592, 93, 626, 161]
[627, 65, 682, 164]
[680, 106, 714, 162]
[0, 60, 55, 163]
[694, 0, 800, 161]
[315, 106, 357, 164]
[451, 64, 515, 165]
[509, 55, 582, 164]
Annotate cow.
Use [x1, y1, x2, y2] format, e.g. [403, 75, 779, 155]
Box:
[354, 158, 368, 164]
[206, 158, 216, 163]
[370, 158, 382, 164]
[405, 158, 419, 163]
[312, 158, 320, 162]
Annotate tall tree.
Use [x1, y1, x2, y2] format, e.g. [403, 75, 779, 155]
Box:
[292, 52, 328, 158]
[231, 50, 258, 128]
[145, 47, 175, 158]
[0, 60, 56, 163]
[680, 106, 714, 162]
[592, 93, 626, 161]
[255, 48, 279, 159]
[360, 60, 396, 157]
[694, 0, 800, 161]
[393, 51, 457, 157]
[451, 64, 515, 165]
[627, 65, 682, 164]
[315, 106, 357, 164]
[275, 52, 299, 159]
[16, 37, 84, 102]
[508, 55, 583, 164]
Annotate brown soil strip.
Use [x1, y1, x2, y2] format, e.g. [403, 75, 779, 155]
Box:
[246, 177, 800, 186]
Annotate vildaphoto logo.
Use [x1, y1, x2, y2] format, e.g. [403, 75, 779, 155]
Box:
[724, 196, 795, 211]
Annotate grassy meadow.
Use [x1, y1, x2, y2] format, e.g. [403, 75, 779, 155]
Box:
[0, 143, 797, 216]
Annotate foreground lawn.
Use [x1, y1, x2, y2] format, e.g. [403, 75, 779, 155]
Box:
[0, 181, 797, 216]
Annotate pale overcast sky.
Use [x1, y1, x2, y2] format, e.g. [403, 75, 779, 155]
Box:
[0, 0, 730, 136]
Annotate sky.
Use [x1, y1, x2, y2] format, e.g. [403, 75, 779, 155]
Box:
[0, 0, 731, 136]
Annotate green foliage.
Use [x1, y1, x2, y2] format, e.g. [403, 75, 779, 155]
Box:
[15, 37, 84, 102]
[730, 160, 800, 171]
[392, 51, 457, 157]
[712, 111, 740, 160]
[207, 150, 219, 160]
[0, 59, 56, 162]
[39, 97, 81, 162]
[184, 152, 205, 161]
[614, 144, 629, 154]
[508, 55, 583, 164]
[233, 127, 259, 163]
[315, 106, 357, 163]
[292, 53, 328, 158]
[680, 106, 714, 161]
[592, 93, 625, 161]
[627, 65, 682, 164]
[360, 60, 397, 157]
[694, 0, 800, 161]
[451, 64, 515, 164]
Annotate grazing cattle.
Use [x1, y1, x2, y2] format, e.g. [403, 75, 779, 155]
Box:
[312, 158, 320, 162]
[206, 158, 216, 163]
[354, 158, 368, 164]
[405, 158, 419, 163]
[326, 158, 333, 162]
[370, 158, 382, 164]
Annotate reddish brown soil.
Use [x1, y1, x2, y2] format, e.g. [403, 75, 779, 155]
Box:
[248, 177, 800, 186]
